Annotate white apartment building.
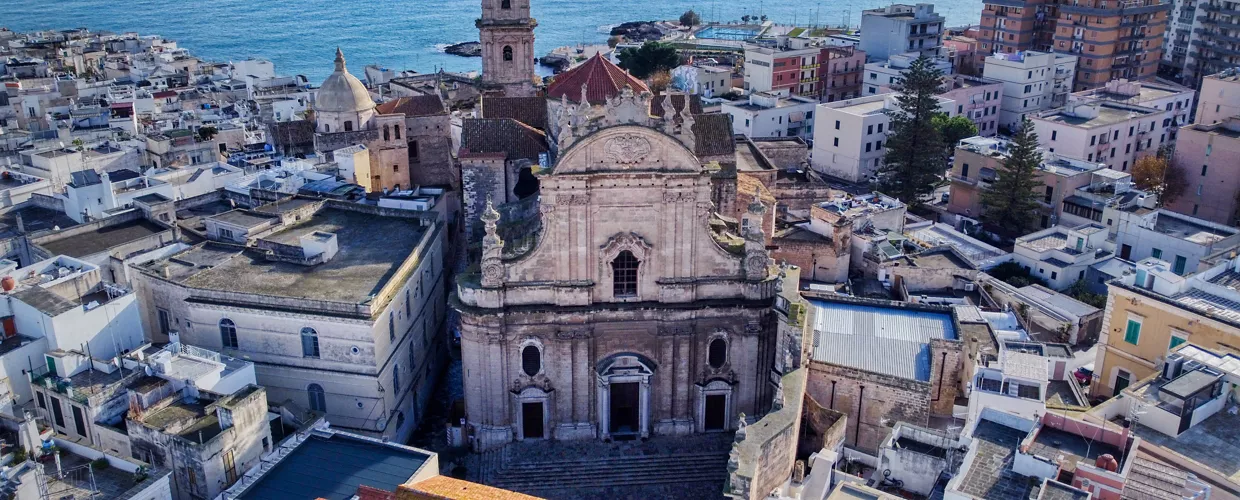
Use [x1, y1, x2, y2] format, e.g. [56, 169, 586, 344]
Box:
[983, 51, 1079, 131]
[862, 52, 956, 95]
[722, 92, 819, 140]
[132, 198, 447, 443]
[859, 4, 946, 61]
[811, 93, 956, 183]
[1074, 79, 1195, 144]
[1109, 207, 1240, 275]
[1196, 68, 1240, 125]
[1032, 97, 1171, 172]
[1013, 223, 1111, 290]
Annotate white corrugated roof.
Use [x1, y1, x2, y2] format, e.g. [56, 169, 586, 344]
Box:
[809, 300, 956, 381]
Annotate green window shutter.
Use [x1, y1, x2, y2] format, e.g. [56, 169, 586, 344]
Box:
[1124, 320, 1141, 345]
[1151, 248, 1162, 259]
[1169, 336, 1186, 350]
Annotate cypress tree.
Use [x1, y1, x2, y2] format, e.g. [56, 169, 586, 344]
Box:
[878, 55, 946, 206]
[981, 118, 1045, 235]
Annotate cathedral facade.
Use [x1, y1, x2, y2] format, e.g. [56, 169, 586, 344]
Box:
[454, 90, 792, 451]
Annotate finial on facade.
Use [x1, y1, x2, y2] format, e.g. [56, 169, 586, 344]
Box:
[580, 83, 589, 106]
[480, 196, 505, 289]
[334, 47, 346, 72]
[661, 95, 677, 134]
[482, 196, 500, 224]
[771, 381, 785, 411]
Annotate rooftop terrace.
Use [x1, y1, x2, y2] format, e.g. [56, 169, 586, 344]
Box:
[163, 207, 427, 305]
[36, 219, 168, 258]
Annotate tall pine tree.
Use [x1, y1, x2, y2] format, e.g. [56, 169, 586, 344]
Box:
[980, 118, 1044, 235]
[878, 55, 946, 206]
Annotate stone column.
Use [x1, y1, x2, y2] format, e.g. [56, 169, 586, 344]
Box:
[639, 378, 651, 439]
[597, 377, 610, 441]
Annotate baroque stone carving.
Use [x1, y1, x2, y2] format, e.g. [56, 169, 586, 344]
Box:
[555, 329, 593, 340]
[556, 193, 590, 205]
[603, 134, 653, 166]
[656, 326, 693, 337]
[663, 191, 695, 203]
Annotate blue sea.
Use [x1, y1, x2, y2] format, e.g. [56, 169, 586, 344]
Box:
[5, 0, 982, 83]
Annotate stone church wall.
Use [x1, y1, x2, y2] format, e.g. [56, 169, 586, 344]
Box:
[772, 237, 850, 283]
[805, 362, 932, 454]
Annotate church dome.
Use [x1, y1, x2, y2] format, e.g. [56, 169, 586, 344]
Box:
[316, 48, 375, 114]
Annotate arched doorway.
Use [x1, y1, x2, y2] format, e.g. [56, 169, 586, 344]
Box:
[596, 353, 656, 441]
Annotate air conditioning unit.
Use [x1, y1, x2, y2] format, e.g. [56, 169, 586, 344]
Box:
[1162, 355, 1185, 380]
[964, 283, 976, 291]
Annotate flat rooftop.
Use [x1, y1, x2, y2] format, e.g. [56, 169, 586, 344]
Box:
[809, 299, 957, 381]
[237, 433, 431, 500]
[910, 249, 973, 270]
[169, 208, 426, 305]
[1028, 426, 1122, 472]
[141, 401, 224, 444]
[37, 219, 167, 258]
[1040, 103, 1156, 129]
[208, 210, 275, 229]
[1153, 212, 1236, 244]
[1134, 409, 1240, 488]
[834, 99, 887, 116]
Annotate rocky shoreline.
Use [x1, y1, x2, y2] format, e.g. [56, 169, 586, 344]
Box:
[444, 41, 481, 57]
[610, 20, 664, 42]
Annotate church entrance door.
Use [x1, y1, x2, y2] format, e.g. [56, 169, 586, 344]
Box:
[609, 382, 640, 437]
[704, 394, 726, 431]
[522, 402, 544, 439]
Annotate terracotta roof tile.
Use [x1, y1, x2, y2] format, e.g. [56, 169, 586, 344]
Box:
[356, 484, 397, 500]
[375, 95, 447, 117]
[267, 119, 316, 146]
[397, 476, 544, 500]
[693, 113, 735, 157]
[546, 53, 649, 105]
[481, 96, 549, 131]
[460, 118, 548, 161]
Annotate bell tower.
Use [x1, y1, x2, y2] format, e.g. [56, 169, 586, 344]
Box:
[478, 0, 537, 96]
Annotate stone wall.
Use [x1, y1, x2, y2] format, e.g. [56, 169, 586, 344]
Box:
[772, 182, 838, 213]
[772, 236, 849, 283]
[461, 155, 507, 242]
[805, 362, 932, 453]
[406, 113, 456, 188]
[928, 338, 965, 417]
[799, 391, 847, 459]
[725, 368, 807, 500]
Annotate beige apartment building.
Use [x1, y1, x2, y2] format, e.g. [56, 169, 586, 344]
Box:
[1092, 254, 1240, 398]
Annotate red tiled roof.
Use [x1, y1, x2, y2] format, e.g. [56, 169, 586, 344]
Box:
[459, 118, 548, 161]
[546, 53, 649, 105]
[356, 485, 396, 500]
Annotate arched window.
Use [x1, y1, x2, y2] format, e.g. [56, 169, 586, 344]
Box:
[612, 250, 639, 297]
[220, 319, 238, 349]
[501, 0, 511, 8]
[409, 344, 417, 372]
[389, 311, 396, 341]
[344, 120, 353, 132]
[383, 124, 390, 141]
[393, 364, 401, 391]
[323, 124, 330, 133]
[302, 327, 320, 358]
[522, 345, 541, 376]
[503, 46, 514, 62]
[405, 289, 411, 317]
[394, 125, 401, 140]
[307, 384, 326, 412]
[708, 338, 727, 368]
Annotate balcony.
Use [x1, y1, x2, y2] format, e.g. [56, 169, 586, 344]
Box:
[801, 64, 820, 70]
[1198, 16, 1240, 30]
[1197, 1, 1225, 12]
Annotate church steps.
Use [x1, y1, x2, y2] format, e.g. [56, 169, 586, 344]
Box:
[495, 451, 729, 471]
[492, 459, 728, 480]
[493, 469, 728, 491]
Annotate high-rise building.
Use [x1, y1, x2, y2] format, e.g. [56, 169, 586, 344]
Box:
[859, 4, 946, 61]
[478, 0, 537, 96]
[1187, 0, 1240, 88]
[976, 0, 1171, 90]
[1159, 0, 1201, 83]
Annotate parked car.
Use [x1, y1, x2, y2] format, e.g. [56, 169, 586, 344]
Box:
[1074, 366, 1094, 385]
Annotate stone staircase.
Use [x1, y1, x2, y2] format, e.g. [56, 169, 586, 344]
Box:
[487, 434, 733, 499]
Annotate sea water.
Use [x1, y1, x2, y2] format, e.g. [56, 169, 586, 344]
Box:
[5, 0, 982, 83]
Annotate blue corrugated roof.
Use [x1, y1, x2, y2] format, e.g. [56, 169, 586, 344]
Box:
[808, 300, 956, 381]
[238, 433, 430, 500]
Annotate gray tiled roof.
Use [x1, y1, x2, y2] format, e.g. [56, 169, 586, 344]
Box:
[957, 421, 1036, 500]
[809, 300, 956, 381]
